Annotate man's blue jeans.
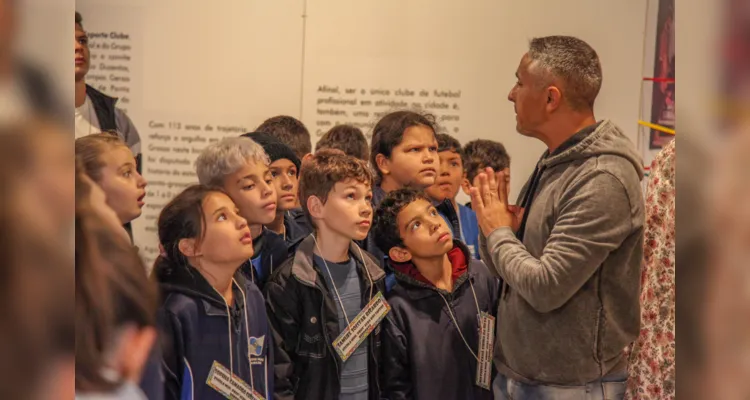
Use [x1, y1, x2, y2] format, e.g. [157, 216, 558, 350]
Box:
[492, 373, 628, 400]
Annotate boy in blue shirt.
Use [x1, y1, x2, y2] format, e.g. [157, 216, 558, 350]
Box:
[425, 133, 481, 259]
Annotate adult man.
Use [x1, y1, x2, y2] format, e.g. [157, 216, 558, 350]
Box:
[75, 12, 141, 170]
[470, 36, 644, 400]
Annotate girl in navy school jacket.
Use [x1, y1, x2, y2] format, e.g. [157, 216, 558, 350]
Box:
[153, 185, 273, 400]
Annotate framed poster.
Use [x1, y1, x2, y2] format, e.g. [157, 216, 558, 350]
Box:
[649, 0, 675, 149]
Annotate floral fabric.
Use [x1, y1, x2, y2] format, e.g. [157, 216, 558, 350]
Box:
[625, 139, 676, 400]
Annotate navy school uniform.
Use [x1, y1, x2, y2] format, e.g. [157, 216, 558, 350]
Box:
[283, 208, 312, 246]
[381, 241, 500, 400]
[139, 342, 165, 400]
[240, 227, 290, 291]
[155, 263, 273, 400]
[435, 199, 481, 259]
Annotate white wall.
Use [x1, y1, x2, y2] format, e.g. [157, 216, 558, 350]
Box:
[77, 0, 305, 264]
[301, 0, 649, 203]
[76, 0, 650, 265]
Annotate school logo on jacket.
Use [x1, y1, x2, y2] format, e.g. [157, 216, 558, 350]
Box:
[248, 335, 265, 365]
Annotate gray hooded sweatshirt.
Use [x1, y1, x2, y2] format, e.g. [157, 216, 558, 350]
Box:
[479, 119, 644, 385]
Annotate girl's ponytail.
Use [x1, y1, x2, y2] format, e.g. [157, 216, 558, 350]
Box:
[152, 185, 225, 278]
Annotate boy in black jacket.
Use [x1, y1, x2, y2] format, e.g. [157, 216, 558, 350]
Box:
[265, 152, 388, 400]
[372, 188, 500, 400]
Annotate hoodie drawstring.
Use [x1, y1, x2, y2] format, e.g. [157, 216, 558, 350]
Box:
[209, 279, 267, 397]
[235, 278, 268, 397]
[210, 285, 236, 394]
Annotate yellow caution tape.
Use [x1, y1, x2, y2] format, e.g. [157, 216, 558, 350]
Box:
[638, 120, 675, 135]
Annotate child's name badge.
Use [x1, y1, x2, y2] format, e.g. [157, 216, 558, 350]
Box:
[206, 361, 265, 400]
[332, 291, 391, 362]
[475, 312, 495, 390]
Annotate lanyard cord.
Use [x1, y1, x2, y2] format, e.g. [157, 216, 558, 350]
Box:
[209, 278, 264, 394]
[356, 244, 375, 301]
[312, 234, 375, 326]
[437, 279, 482, 361]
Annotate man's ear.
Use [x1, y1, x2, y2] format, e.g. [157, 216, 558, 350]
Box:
[301, 153, 314, 163]
[375, 153, 390, 176]
[307, 195, 325, 221]
[178, 238, 199, 258]
[388, 246, 412, 263]
[546, 86, 562, 111]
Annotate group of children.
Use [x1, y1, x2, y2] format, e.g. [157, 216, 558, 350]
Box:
[75, 110, 513, 400]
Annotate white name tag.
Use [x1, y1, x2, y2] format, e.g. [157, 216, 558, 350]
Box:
[206, 361, 265, 400]
[475, 312, 495, 390]
[333, 291, 391, 362]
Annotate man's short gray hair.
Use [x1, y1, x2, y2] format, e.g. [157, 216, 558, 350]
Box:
[527, 36, 602, 110]
[195, 137, 269, 187]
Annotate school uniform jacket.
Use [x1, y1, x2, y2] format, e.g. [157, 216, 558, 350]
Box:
[382, 241, 500, 400]
[239, 228, 290, 291]
[283, 208, 312, 246]
[265, 235, 387, 400]
[435, 199, 481, 259]
[155, 263, 273, 400]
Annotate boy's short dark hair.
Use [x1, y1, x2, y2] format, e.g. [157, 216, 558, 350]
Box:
[436, 133, 463, 158]
[315, 125, 369, 161]
[370, 111, 438, 183]
[372, 188, 429, 254]
[75, 11, 83, 27]
[463, 139, 511, 183]
[255, 115, 311, 160]
[299, 151, 373, 229]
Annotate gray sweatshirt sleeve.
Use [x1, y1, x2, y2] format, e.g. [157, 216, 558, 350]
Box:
[480, 170, 635, 313]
